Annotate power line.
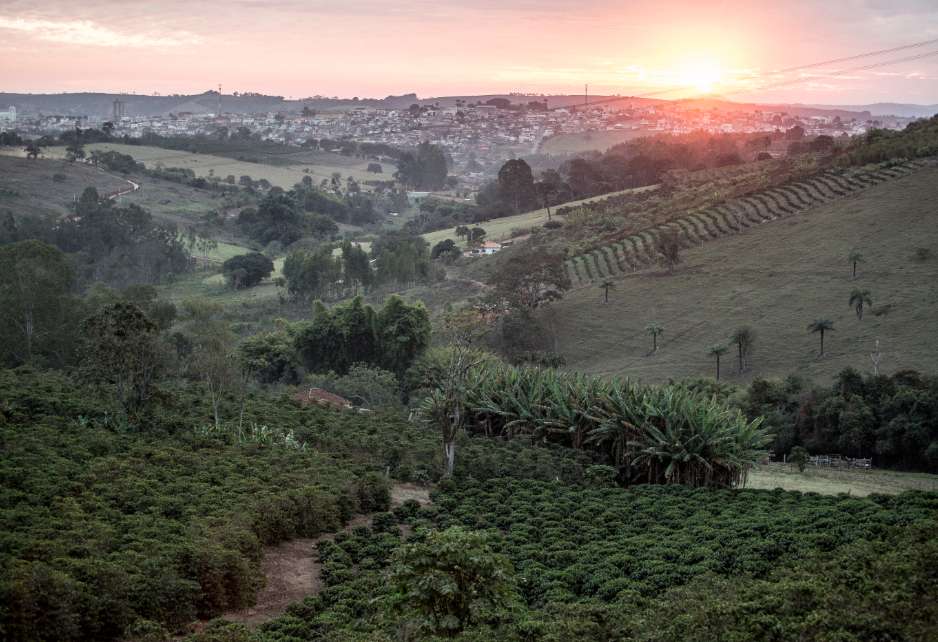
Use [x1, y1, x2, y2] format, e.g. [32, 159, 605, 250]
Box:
[764, 37, 938, 76]
[712, 48, 938, 99]
[555, 37, 938, 111]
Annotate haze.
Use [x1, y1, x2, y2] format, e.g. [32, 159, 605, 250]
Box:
[1, 0, 937, 103]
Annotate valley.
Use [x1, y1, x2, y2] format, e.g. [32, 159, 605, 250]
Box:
[3, 13, 938, 639]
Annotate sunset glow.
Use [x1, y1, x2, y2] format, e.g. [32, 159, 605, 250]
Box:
[0, 1, 936, 103]
[677, 60, 724, 95]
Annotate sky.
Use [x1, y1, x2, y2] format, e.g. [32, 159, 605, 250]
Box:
[1, 0, 937, 104]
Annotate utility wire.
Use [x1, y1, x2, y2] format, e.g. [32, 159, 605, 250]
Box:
[710, 48, 938, 99]
[558, 37, 938, 110]
[764, 37, 938, 77]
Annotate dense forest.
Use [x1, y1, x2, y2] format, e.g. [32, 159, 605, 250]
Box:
[738, 368, 938, 472]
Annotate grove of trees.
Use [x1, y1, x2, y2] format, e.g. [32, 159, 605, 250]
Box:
[1, 188, 192, 289]
[395, 142, 448, 190]
[741, 367, 938, 471]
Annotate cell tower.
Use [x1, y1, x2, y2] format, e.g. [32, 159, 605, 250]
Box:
[585, 84, 589, 107]
[217, 84, 222, 116]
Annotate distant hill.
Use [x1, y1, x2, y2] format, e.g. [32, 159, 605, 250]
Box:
[0, 91, 286, 117]
[809, 103, 938, 118]
[1, 90, 884, 122]
[413, 94, 877, 120]
[0, 91, 420, 118]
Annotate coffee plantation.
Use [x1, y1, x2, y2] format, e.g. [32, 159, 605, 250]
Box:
[192, 479, 938, 641]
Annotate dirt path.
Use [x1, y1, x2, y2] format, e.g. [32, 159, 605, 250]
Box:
[221, 483, 431, 628]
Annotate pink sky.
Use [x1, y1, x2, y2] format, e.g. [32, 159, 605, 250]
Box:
[1, 0, 937, 104]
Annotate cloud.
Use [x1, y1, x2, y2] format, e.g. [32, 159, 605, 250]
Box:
[0, 16, 202, 47]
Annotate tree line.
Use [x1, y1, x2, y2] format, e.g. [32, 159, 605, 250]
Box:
[475, 131, 788, 220]
[738, 367, 938, 472]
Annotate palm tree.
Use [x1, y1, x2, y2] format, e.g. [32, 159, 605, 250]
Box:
[849, 289, 872, 320]
[708, 344, 728, 380]
[730, 326, 755, 373]
[600, 279, 614, 304]
[645, 323, 663, 353]
[808, 319, 834, 357]
[848, 249, 863, 279]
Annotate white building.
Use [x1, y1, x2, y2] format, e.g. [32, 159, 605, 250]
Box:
[469, 240, 502, 256]
[0, 106, 16, 124]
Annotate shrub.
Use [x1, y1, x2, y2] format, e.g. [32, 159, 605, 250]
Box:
[306, 364, 403, 410]
[354, 473, 392, 513]
[388, 527, 517, 636]
[371, 512, 398, 534]
[585, 465, 617, 488]
[790, 445, 809, 472]
[221, 252, 274, 289]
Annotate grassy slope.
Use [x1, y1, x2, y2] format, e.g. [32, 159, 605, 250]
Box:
[540, 128, 652, 154]
[747, 463, 938, 496]
[0, 154, 263, 298]
[548, 165, 938, 383]
[117, 174, 224, 228]
[422, 184, 661, 249]
[0, 154, 129, 217]
[0, 153, 234, 230]
[164, 259, 281, 304]
[69, 143, 380, 188]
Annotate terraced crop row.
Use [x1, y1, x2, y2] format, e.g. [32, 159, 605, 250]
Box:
[564, 159, 931, 287]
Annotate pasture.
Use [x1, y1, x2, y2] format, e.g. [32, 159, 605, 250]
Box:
[114, 174, 223, 227]
[747, 463, 938, 496]
[39, 143, 382, 189]
[540, 127, 653, 154]
[549, 165, 938, 383]
[163, 253, 283, 305]
[0, 153, 231, 229]
[422, 184, 661, 249]
[0, 154, 129, 218]
[163, 270, 280, 305]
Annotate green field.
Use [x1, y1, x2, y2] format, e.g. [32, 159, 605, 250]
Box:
[548, 165, 938, 383]
[422, 185, 661, 249]
[0, 153, 235, 231]
[0, 154, 129, 218]
[116, 174, 224, 227]
[163, 271, 280, 305]
[540, 128, 654, 154]
[163, 255, 282, 304]
[39, 143, 381, 189]
[747, 463, 938, 496]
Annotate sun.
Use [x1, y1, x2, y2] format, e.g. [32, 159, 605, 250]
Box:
[678, 59, 723, 94]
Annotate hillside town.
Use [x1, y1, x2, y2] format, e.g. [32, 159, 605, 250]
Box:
[2, 97, 913, 179]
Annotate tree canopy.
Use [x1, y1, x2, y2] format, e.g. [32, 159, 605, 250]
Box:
[395, 142, 448, 190]
[0, 240, 78, 367]
[222, 252, 275, 289]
